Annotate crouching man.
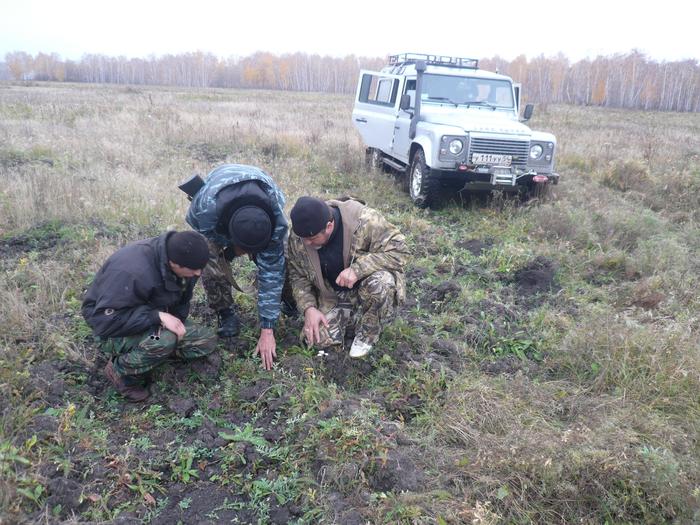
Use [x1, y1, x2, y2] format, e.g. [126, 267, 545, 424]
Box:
[288, 196, 409, 357]
[82, 231, 218, 402]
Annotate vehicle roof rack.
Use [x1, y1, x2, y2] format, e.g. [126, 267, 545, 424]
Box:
[389, 53, 479, 69]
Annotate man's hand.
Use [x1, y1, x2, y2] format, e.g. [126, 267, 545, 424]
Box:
[336, 267, 359, 289]
[254, 328, 277, 371]
[159, 311, 186, 340]
[303, 306, 329, 345]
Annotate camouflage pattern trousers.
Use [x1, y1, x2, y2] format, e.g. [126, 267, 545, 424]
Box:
[307, 270, 398, 349]
[201, 240, 242, 311]
[202, 240, 294, 312]
[99, 321, 217, 377]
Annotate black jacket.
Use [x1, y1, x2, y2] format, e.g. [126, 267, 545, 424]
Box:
[81, 232, 197, 338]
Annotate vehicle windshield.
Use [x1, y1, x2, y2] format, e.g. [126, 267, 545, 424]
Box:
[419, 74, 514, 109]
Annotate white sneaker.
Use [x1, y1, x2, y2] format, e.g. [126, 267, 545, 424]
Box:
[349, 337, 372, 358]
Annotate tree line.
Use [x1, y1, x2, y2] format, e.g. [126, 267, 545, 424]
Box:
[3, 50, 699, 112]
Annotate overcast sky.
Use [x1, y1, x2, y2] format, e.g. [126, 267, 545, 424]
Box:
[1, 0, 696, 63]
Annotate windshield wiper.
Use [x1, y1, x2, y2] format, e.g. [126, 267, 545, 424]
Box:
[426, 96, 459, 107]
[461, 100, 497, 109]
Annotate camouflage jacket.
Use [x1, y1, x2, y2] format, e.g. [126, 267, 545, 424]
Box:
[186, 164, 288, 326]
[288, 198, 408, 313]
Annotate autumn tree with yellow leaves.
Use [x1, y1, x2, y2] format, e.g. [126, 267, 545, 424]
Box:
[3, 50, 698, 112]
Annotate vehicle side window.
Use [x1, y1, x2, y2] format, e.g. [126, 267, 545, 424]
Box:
[359, 74, 398, 107]
[404, 79, 416, 108]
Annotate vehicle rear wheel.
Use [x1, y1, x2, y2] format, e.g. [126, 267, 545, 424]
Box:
[408, 149, 437, 208]
[367, 148, 383, 170]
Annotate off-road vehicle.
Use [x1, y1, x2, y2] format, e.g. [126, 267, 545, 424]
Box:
[352, 53, 559, 207]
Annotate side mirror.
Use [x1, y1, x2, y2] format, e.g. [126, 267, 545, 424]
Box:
[400, 94, 412, 111]
[523, 103, 534, 121]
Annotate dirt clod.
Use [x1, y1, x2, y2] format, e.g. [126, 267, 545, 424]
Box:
[168, 396, 196, 417]
[46, 478, 83, 515]
[512, 256, 558, 299]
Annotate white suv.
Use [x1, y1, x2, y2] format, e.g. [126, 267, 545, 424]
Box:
[352, 53, 559, 207]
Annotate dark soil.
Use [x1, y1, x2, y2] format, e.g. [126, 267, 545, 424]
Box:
[46, 477, 85, 517]
[511, 256, 559, 303]
[150, 483, 253, 525]
[429, 280, 461, 303]
[25, 360, 67, 405]
[455, 237, 494, 256]
[366, 449, 423, 492]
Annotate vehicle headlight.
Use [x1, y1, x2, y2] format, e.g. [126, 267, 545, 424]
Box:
[449, 139, 463, 155]
[529, 144, 543, 159]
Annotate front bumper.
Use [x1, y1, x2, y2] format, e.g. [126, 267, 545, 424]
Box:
[439, 165, 559, 188]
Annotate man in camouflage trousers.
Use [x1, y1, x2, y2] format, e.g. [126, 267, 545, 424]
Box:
[184, 164, 291, 370]
[287, 196, 408, 358]
[82, 231, 218, 402]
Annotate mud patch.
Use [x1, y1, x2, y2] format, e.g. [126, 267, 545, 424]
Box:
[384, 393, 425, 422]
[318, 350, 376, 389]
[20, 414, 59, 443]
[45, 477, 84, 517]
[0, 219, 123, 259]
[455, 237, 494, 256]
[168, 396, 196, 417]
[511, 256, 558, 302]
[0, 226, 65, 258]
[325, 492, 368, 525]
[150, 483, 253, 525]
[366, 449, 423, 492]
[428, 280, 461, 304]
[428, 338, 465, 372]
[25, 360, 66, 405]
[406, 266, 430, 282]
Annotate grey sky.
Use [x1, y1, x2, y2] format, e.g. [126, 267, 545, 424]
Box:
[1, 0, 696, 63]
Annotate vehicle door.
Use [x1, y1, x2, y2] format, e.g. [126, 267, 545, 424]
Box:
[391, 77, 416, 165]
[352, 71, 404, 155]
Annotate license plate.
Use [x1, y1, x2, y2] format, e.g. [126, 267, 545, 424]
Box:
[472, 153, 512, 166]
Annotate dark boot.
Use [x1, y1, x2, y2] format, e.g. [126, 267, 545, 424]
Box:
[217, 306, 240, 338]
[104, 360, 150, 402]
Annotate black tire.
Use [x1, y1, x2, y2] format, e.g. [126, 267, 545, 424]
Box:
[523, 181, 551, 202]
[367, 148, 383, 170]
[408, 149, 438, 208]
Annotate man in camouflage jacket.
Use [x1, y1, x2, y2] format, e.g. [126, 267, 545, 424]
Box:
[185, 164, 288, 370]
[287, 196, 408, 358]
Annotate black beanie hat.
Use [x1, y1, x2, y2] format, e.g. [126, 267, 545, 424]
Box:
[228, 205, 272, 253]
[166, 231, 210, 270]
[290, 196, 332, 237]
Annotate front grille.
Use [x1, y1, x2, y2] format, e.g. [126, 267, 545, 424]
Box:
[469, 137, 529, 168]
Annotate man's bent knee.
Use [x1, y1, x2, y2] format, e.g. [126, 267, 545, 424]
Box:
[358, 271, 396, 301]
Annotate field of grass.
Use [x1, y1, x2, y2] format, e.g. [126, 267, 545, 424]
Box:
[1, 81, 699, 524]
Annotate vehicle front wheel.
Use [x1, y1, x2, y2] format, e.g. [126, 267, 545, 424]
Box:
[408, 149, 437, 208]
[523, 181, 551, 201]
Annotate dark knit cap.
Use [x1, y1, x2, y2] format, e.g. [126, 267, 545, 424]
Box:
[290, 196, 332, 237]
[228, 206, 272, 253]
[166, 231, 209, 270]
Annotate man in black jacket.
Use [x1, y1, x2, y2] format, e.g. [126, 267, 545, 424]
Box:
[82, 231, 218, 401]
